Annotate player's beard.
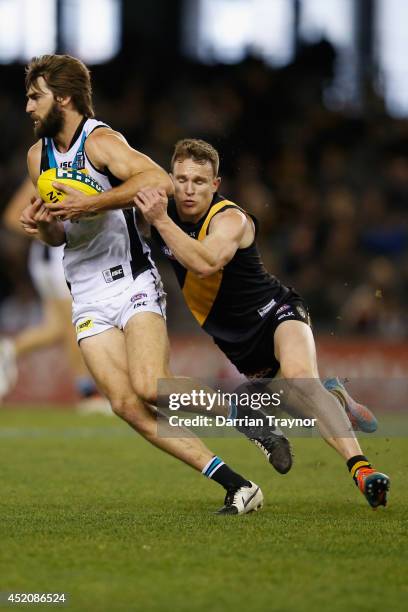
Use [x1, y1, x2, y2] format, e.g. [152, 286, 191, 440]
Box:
[34, 101, 64, 139]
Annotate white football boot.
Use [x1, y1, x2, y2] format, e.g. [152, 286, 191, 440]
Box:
[216, 481, 264, 515]
[0, 338, 17, 400]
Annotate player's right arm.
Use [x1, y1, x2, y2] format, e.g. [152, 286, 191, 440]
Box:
[20, 142, 66, 246]
[135, 188, 251, 277]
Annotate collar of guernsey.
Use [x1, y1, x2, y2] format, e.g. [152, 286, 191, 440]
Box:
[182, 199, 239, 326]
[44, 132, 86, 170]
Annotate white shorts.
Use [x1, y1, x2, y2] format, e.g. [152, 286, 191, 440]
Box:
[28, 242, 70, 300]
[73, 268, 166, 342]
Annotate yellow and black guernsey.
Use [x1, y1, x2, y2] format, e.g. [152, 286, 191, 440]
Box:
[152, 194, 296, 367]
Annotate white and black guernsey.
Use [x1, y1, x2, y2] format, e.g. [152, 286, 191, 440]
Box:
[39, 117, 155, 303]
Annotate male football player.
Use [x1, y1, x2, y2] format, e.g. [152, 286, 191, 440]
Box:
[19, 55, 263, 515]
[133, 138, 390, 509]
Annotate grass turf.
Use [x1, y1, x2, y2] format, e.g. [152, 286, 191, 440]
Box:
[0, 408, 407, 612]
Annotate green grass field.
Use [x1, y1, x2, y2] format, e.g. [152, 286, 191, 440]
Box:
[1, 408, 407, 612]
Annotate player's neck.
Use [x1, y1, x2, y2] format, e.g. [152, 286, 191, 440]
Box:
[178, 205, 211, 225]
[54, 112, 85, 153]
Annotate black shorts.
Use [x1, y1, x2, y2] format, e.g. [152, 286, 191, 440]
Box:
[215, 292, 311, 379]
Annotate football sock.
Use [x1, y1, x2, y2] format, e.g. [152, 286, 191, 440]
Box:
[201, 456, 251, 490]
[347, 455, 372, 483]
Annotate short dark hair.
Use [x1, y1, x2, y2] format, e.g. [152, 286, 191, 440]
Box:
[171, 139, 219, 176]
[25, 54, 94, 118]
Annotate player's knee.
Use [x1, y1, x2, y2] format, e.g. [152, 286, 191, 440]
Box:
[109, 396, 154, 435]
[279, 361, 315, 380]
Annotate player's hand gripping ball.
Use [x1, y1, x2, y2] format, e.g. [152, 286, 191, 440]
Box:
[37, 168, 104, 219]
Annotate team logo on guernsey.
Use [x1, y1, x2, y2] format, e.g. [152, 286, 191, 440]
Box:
[76, 318, 94, 334]
[75, 151, 85, 170]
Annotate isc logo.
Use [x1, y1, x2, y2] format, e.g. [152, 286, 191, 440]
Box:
[60, 161, 72, 168]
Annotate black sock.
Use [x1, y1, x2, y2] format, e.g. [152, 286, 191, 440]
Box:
[347, 455, 372, 482]
[201, 456, 251, 490]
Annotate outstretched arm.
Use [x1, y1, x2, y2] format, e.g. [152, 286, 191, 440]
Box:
[47, 129, 174, 221]
[135, 188, 249, 278]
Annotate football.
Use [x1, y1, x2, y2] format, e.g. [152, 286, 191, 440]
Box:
[37, 167, 104, 205]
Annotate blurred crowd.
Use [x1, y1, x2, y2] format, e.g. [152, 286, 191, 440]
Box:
[0, 41, 407, 338]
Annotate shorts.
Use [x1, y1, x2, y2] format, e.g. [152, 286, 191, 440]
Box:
[217, 292, 311, 379]
[73, 268, 166, 343]
[28, 242, 70, 300]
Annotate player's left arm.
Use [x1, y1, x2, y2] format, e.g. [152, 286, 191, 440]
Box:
[49, 129, 174, 220]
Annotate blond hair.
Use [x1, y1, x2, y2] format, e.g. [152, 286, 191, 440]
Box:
[171, 139, 219, 176]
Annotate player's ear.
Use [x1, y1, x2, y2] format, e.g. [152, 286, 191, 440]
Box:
[56, 95, 71, 108]
[213, 176, 221, 191]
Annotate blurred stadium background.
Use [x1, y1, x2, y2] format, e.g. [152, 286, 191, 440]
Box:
[1, 0, 408, 403]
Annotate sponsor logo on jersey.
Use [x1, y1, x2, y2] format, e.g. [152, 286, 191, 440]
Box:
[296, 305, 307, 319]
[277, 311, 295, 320]
[103, 265, 125, 283]
[131, 292, 148, 303]
[276, 304, 291, 315]
[258, 297, 277, 318]
[132, 300, 148, 309]
[60, 155, 84, 170]
[76, 318, 94, 334]
[131, 291, 149, 309]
